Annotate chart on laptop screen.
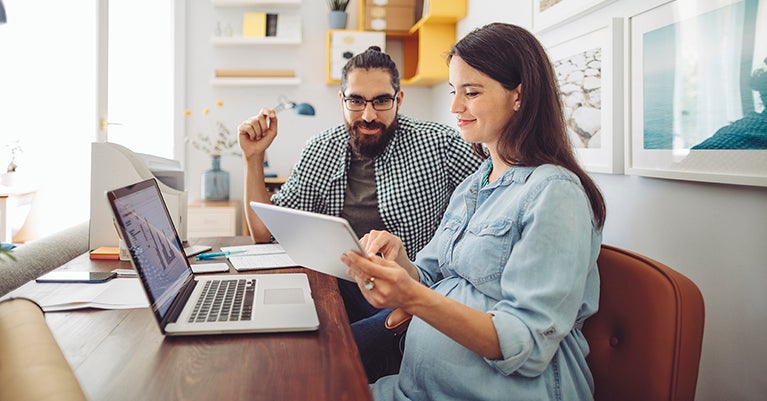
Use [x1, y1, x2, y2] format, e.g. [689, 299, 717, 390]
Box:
[113, 185, 189, 314]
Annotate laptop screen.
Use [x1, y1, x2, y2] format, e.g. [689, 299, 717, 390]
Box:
[108, 179, 191, 318]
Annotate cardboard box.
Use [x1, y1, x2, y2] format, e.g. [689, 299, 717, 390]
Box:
[364, 0, 416, 32]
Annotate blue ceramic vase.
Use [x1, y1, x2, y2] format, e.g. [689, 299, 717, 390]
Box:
[202, 155, 229, 201]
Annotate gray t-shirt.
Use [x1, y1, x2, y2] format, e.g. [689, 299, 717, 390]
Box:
[341, 152, 386, 238]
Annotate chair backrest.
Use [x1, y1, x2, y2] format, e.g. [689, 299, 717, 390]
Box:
[582, 244, 705, 401]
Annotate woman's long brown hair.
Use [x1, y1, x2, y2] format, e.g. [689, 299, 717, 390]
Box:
[448, 23, 606, 229]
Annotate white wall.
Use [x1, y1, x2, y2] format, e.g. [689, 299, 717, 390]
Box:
[184, 1, 767, 399]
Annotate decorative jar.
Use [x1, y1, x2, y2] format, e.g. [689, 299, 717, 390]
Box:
[202, 155, 229, 201]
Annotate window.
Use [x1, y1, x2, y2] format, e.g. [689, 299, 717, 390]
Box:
[0, 0, 174, 240]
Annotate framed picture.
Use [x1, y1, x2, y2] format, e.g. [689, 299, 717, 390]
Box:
[627, 0, 767, 187]
[533, 0, 617, 32]
[546, 18, 624, 174]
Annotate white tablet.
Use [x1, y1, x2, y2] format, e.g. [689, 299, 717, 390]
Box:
[249, 202, 366, 281]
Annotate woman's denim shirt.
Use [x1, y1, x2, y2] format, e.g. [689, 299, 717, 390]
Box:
[372, 162, 602, 401]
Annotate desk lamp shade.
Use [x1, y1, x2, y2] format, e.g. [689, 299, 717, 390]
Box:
[273, 96, 315, 116]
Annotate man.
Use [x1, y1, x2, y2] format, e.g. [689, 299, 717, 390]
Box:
[238, 46, 480, 381]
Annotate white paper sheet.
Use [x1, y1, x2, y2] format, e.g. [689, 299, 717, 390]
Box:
[4, 278, 149, 312]
[228, 254, 298, 271]
[220, 243, 287, 256]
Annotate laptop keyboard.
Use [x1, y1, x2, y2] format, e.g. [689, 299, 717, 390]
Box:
[188, 279, 256, 323]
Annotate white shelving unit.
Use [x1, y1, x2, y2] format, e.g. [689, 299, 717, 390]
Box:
[211, 0, 303, 86]
[210, 36, 301, 46]
[210, 77, 301, 86]
[211, 0, 301, 7]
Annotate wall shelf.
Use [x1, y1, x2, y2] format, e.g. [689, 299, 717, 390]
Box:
[400, 23, 456, 86]
[409, 0, 467, 32]
[211, 0, 301, 7]
[210, 77, 301, 86]
[210, 36, 301, 46]
[211, 0, 303, 87]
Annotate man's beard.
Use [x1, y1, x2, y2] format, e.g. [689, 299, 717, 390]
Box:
[346, 117, 398, 158]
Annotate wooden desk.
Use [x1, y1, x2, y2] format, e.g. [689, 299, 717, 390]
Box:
[7, 236, 372, 401]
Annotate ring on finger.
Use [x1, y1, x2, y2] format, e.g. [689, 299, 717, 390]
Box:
[363, 277, 375, 291]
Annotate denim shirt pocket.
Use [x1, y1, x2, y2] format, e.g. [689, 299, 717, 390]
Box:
[453, 219, 514, 288]
[437, 216, 463, 268]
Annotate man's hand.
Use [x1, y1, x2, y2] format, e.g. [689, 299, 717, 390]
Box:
[238, 108, 279, 160]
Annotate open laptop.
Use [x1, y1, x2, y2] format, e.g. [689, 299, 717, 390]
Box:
[107, 178, 319, 335]
[249, 202, 367, 282]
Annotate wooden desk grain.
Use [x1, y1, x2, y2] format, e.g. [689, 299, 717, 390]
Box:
[20, 237, 372, 401]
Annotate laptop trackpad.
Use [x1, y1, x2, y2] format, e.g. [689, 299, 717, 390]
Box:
[264, 288, 306, 304]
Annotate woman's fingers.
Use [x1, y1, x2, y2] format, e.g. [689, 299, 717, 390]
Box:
[360, 230, 401, 260]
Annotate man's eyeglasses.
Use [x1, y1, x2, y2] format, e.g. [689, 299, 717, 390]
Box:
[343, 95, 396, 111]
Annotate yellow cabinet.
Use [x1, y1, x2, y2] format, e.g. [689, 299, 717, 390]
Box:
[325, 0, 466, 87]
[357, 0, 467, 86]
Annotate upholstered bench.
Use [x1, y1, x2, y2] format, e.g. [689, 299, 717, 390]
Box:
[0, 221, 88, 297]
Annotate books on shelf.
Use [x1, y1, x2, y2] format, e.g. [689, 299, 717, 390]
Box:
[266, 14, 278, 37]
[215, 69, 295, 78]
[242, 12, 278, 38]
[243, 12, 266, 37]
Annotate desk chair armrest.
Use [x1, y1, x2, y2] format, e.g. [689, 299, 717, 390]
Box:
[385, 308, 413, 335]
[0, 298, 87, 401]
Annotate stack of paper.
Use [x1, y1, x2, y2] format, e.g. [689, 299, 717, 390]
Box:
[4, 278, 149, 312]
[222, 244, 298, 271]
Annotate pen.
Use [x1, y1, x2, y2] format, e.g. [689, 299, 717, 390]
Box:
[195, 250, 247, 260]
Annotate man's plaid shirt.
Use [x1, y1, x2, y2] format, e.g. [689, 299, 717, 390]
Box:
[271, 114, 481, 259]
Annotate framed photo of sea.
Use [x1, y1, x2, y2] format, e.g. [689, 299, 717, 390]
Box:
[627, 0, 767, 187]
[546, 17, 624, 174]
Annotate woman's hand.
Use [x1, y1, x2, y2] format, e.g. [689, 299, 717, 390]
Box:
[238, 108, 278, 160]
[345, 231, 503, 360]
[341, 251, 420, 310]
[359, 230, 412, 270]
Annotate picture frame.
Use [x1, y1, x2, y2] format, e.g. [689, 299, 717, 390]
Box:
[627, 0, 767, 187]
[533, 0, 617, 33]
[546, 18, 624, 174]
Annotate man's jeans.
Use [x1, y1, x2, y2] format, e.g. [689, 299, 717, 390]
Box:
[338, 279, 404, 382]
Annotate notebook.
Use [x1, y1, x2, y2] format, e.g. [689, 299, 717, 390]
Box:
[249, 202, 367, 282]
[107, 178, 319, 335]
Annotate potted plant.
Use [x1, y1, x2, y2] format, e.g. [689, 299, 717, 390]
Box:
[326, 0, 350, 29]
[0, 243, 15, 263]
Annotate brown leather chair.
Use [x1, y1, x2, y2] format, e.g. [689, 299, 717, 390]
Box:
[582, 244, 705, 401]
[385, 244, 705, 401]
